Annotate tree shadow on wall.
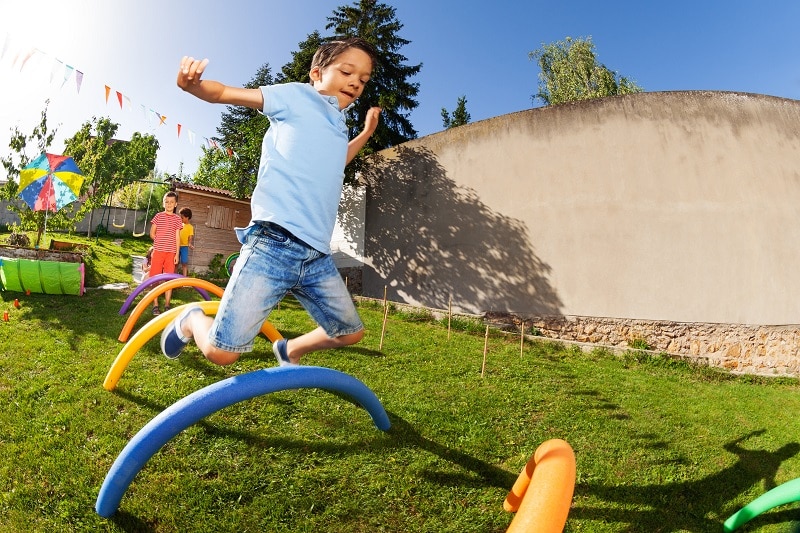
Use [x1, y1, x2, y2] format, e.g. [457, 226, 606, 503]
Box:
[357, 145, 563, 315]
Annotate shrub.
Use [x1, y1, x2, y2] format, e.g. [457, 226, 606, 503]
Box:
[628, 336, 652, 350]
[202, 253, 228, 280]
[7, 231, 30, 247]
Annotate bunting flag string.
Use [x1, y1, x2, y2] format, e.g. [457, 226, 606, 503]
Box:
[0, 29, 237, 160]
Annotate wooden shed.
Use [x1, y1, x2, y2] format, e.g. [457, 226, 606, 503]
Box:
[172, 182, 251, 275]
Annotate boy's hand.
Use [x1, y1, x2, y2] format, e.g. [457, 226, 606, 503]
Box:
[364, 107, 382, 134]
[177, 56, 209, 91]
[346, 107, 382, 164]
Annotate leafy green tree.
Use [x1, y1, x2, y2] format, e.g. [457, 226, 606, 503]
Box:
[441, 96, 471, 129]
[63, 117, 159, 237]
[193, 145, 235, 191]
[115, 173, 163, 212]
[530, 36, 643, 106]
[199, 64, 273, 198]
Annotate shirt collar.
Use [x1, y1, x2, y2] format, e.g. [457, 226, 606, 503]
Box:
[322, 93, 354, 113]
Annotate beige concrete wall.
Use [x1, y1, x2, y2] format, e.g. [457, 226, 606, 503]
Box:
[361, 91, 800, 326]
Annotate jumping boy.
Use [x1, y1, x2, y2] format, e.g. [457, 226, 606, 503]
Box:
[162, 37, 381, 367]
[178, 207, 194, 276]
[149, 191, 182, 314]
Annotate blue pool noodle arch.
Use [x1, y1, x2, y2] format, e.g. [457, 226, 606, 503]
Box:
[95, 366, 390, 517]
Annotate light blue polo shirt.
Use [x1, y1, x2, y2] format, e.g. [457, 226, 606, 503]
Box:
[235, 82, 349, 254]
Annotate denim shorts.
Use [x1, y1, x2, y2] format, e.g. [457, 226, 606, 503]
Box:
[207, 223, 363, 353]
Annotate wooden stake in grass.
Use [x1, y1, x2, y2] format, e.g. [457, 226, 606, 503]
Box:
[520, 321, 525, 358]
[481, 325, 489, 377]
[379, 299, 390, 351]
[447, 296, 452, 341]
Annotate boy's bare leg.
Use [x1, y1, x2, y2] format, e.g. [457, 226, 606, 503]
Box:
[282, 327, 364, 365]
[177, 312, 241, 366]
[179, 315, 362, 367]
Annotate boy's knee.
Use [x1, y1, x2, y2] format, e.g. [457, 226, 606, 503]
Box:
[205, 347, 241, 366]
[340, 329, 364, 346]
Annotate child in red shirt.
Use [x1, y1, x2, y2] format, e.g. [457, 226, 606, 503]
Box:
[148, 191, 183, 314]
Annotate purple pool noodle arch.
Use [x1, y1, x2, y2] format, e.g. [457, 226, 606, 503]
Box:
[119, 273, 211, 315]
[95, 366, 390, 517]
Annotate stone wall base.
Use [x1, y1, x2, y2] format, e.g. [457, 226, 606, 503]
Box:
[353, 295, 800, 378]
[522, 315, 800, 378]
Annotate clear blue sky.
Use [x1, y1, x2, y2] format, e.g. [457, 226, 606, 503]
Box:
[1, 0, 798, 176]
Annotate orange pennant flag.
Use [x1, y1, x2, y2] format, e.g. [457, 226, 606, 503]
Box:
[104, 85, 111, 103]
[177, 124, 182, 137]
[159, 114, 167, 125]
[18, 47, 36, 71]
[116, 91, 123, 109]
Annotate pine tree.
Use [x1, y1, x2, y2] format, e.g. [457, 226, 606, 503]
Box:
[276, 31, 324, 84]
[325, 0, 421, 155]
[441, 96, 471, 129]
[195, 0, 421, 192]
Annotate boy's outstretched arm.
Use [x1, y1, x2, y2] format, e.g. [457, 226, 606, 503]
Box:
[177, 56, 264, 109]
[346, 107, 382, 164]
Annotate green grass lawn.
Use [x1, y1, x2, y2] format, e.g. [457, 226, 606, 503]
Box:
[1, 232, 800, 532]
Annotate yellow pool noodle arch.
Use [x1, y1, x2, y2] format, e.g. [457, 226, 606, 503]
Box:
[503, 438, 576, 533]
[104, 301, 283, 391]
[118, 278, 226, 343]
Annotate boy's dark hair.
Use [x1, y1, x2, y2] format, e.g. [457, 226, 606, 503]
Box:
[311, 37, 378, 72]
[179, 207, 192, 220]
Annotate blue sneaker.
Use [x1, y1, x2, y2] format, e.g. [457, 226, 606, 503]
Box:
[160, 305, 203, 359]
[272, 339, 296, 366]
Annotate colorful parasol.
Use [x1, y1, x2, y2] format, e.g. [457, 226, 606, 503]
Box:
[18, 153, 85, 212]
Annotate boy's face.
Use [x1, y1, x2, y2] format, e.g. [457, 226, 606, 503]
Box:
[181, 215, 189, 222]
[310, 48, 373, 110]
[164, 197, 177, 212]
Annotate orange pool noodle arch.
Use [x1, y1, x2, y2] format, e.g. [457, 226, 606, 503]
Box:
[104, 300, 283, 391]
[118, 278, 225, 343]
[503, 439, 576, 533]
